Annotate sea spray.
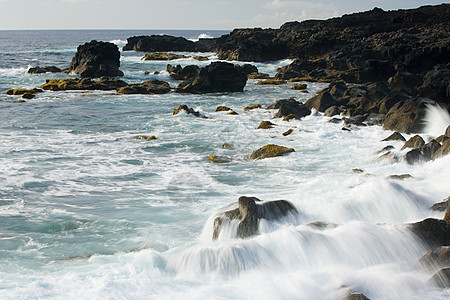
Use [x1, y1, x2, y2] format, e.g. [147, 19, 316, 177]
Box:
[423, 104, 450, 137]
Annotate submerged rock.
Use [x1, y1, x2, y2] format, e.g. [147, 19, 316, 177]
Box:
[403, 148, 424, 165]
[208, 155, 232, 163]
[172, 104, 202, 117]
[212, 196, 298, 239]
[215, 106, 232, 112]
[305, 91, 338, 112]
[141, 52, 187, 61]
[256, 79, 287, 85]
[250, 144, 295, 160]
[68, 40, 124, 78]
[428, 268, 450, 288]
[134, 135, 157, 140]
[282, 128, 294, 136]
[248, 73, 270, 79]
[41, 77, 128, 91]
[244, 104, 261, 111]
[410, 218, 450, 248]
[419, 246, 450, 272]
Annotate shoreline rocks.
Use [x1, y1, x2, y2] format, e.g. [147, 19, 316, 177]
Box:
[250, 144, 295, 160]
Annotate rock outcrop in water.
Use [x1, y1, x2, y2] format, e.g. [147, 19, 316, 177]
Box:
[40, 77, 128, 91]
[123, 35, 213, 52]
[117, 79, 170, 94]
[250, 144, 295, 160]
[175, 62, 247, 93]
[68, 40, 124, 78]
[212, 196, 298, 239]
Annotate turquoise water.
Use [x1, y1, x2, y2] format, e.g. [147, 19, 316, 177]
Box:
[0, 30, 449, 299]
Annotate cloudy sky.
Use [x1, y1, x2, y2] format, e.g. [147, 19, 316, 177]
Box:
[0, 0, 446, 30]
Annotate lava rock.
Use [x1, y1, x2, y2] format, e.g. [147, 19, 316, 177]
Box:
[68, 40, 124, 78]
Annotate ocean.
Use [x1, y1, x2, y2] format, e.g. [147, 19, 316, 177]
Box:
[0, 30, 449, 299]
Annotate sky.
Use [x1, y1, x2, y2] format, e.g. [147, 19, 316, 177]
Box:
[0, 0, 447, 30]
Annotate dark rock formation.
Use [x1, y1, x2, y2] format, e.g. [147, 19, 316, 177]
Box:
[212, 196, 298, 239]
[420, 140, 441, 160]
[431, 197, 450, 212]
[419, 246, 450, 271]
[382, 98, 429, 133]
[142, 52, 187, 60]
[167, 64, 200, 80]
[117, 79, 170, 94]
[434, 139, 450, 159]
[208, 155, 232, 163]
[267, 98, 311, 119]
[401, 135, 425, 150]
[244, 104, 261, 111]
[28, 66, 62, 74]
[410, 218, 450, 248]
[173, 105, 202, 117]
[235, 64, 258, 75]
[403, 148, 424, 165]
[134, 135, 157, 141]
[215, 106, 232, 112]
[40, 77, 128, 91]
[282, 128, 294, 136]
[123, 35, 206, 52]
[428, 268, 450, 288]
[175, 62, 247, 93]
[250, 144, 295, 160]
[68, 40, 123, 78]
[305, 91, 338, 112]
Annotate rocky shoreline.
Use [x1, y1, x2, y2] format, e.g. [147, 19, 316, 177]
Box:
[4, 3, 450, 293]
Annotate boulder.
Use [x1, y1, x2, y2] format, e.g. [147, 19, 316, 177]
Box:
[250, 144, 295, 160]
[419, 246, 450, 271]
[305, 91, 338, 112]
[410, 218, 450, 248]
[6, 88, 43, 96]
[227, 111, 238, 115]
[420, 140, 441, 160]
[283, 114, 300, 121]
[117, 79, 170, 94]
[389, 70, 423, 96]
[282, 129, 294, 136]
[433, 139, 450, 159]
[292, 83, 307, 90]
[222, 143, 235, 150]
[175, 62, 247, 93]
[267, 98, 311, 119]
[381, 132, 406, 142]
[257, 121, 275, 129]
[134, 135, 156, 140]
[378, 91, 411, 115]
[382, 98, 428, 134]
[248, 73, 270, 79]
[324, 106, 341, 117]
[68, 40, 123, 78]
[401, 135, 425, 150]
[173, 105, 202, 117]
[403, 149, 424, 165]
[212, 196, 298, 239]
[430, 197, 449, 212]
[256, 79, 287, 85]
[41, 77, 128, 91]
[428, 268, 450, 288]
[28, 66, 62, 74]
[235, 64, 258, 75]
[418, 65, 450, 104]
[167, 64, 199, 80]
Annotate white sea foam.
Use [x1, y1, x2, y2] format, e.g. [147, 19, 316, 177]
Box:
[188, 33, 214, 42]
[423, 103, 450, 137]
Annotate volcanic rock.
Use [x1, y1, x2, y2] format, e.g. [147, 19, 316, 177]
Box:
[41, 77, 128, 91]
[167, 64, 200, 80]
[68, 40, 123, 78]
[117, 79, 170, 94]
[28, 66, 62, 74]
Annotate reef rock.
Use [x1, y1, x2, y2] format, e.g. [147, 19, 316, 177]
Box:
[68, 40, 123, 78]
[250, 144, 295, 160]
[212, 196, 298, 239]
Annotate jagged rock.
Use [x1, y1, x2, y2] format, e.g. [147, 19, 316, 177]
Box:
[436, 135, 449, 143]
[445, 206, 450, 221]
[377, 151, 398, 163]
[378, 91, 411, 115]
[305, 91, 338, 112]
[282, 129, 294, 136]
[434, 139, 450, 159]
[267, 98, 311, 119]
[134, 135, 156, 140]
[208, 155, 232, 163]
[21, 93, 35, 99]
[256, 79, 287, 85]
[28, 66, 62, 74]
[142, 52, 187, 60]
[418, 65, 450, 104]
[382, 98, 428, 133]
[6, 88, 43, 96]
[68, 40, 123, 78]
[117, 79, 170, 94]
[244, 104, 262, 111]
[420, 140, 441, 160]
[445, 126, 450, 137]
[382, 132, 406, 142]
[41, 77, 128, 91]
[428, 268, 450, 288]
[378, 145, 395, 153]
[227, 111, 238, 115]
[401, 135, 425, 150]
[176, 62, 247, 93]
[389, 70, 423, 96]
[410, 218, 450, 248]
[403, 148, 424, 164]
[248, 73, 270, 79]
[173, 105, 202, 117]
[167, 64, 200, 80]
[212, 196, 297, 239]
[250, 144, 295, 160]
[431, 197, 450, 212]
[257, 121, 275, 129]
[345, 289, 371, 300]
[419, 246, 450, 271]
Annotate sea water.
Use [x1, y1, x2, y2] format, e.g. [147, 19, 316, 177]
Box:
[0, 30, 449, 300]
